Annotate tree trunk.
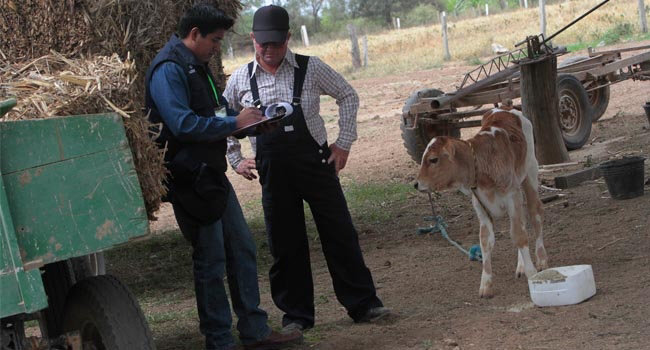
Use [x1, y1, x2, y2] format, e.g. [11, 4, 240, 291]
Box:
[520, 56, 570, 165]
[312, 13, 320, 32]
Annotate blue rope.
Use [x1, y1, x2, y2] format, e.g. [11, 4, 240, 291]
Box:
[417, 215, 482, 262]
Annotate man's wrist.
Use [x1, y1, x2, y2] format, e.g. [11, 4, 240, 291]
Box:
[334, 140, 352, 151]
[224, 116, 238, 132]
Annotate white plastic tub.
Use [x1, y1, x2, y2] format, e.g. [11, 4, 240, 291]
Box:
[528, 265, 596, 307]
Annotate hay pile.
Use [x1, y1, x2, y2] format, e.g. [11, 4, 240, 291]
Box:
[1, 0, 244, 220]
[1, 51, 166, 220]
[0, 0, 242, 88]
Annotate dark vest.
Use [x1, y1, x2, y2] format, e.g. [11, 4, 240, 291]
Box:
[145, 34, 227, 173]
[145, 35, 229, 225]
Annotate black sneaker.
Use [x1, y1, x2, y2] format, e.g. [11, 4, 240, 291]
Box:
[356, 306, 391, 323]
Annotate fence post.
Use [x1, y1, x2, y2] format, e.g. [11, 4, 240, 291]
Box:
[396, 18, 401, 30]
[524, 0, 528, 9]
[639, 0, 648, 33]
[362, 35, 368, 67]
[442, 11, 451, 61]
[485, 3, 489, 16]
[347, 24, 361, 69]
[300, 25, 310, 46]
[227, 44, 234, 60]
[540, 0, 546, 36]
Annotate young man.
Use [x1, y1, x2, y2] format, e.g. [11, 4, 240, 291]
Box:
[225, 5, 390, 333]
[145, 4, 302, 350]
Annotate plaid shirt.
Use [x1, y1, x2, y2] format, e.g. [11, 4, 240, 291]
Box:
[224, 49, 359, 169]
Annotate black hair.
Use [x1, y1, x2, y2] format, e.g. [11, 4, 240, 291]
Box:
[178, 4, 235, 38]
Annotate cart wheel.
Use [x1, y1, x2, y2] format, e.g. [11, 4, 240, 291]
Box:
[401, 88, 460, 163]
[558, 56, 610, 122]
[585, 81, 610, 122]
[62, 275, 155, 350]
[557, 74, 593, 150]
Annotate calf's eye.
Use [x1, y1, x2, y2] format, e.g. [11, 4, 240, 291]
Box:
[429, 158, 438, 164]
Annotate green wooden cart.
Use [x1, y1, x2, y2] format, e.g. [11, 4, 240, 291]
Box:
[1, 98, 155, 349]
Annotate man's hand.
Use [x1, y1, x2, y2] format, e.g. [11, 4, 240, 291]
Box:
[236, 107, 264, 129]
[327, 144, 349, 176]
[235, 158, 257, 180]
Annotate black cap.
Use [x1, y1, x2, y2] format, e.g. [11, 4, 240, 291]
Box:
[252, 5, 289, 44]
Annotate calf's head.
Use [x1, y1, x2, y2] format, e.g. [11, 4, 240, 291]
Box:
[415, 137, 471, 192]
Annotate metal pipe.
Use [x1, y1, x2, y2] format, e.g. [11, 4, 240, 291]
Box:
[543, 0, 610, 44]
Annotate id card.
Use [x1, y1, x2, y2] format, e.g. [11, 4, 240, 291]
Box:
[214, 106, 227, 118]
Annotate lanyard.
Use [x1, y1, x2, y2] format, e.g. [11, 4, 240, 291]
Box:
[206, 74, 221, 107]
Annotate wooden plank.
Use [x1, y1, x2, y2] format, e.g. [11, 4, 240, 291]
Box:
[554, 166, 602, 189]
[588, 44, 650, 56]
[0, 113, 126, 173]
[1, 113, 148, 268]
[586, 51, 650, 79]
[3, 146, 148, 266]
[0, 141, 47, 318]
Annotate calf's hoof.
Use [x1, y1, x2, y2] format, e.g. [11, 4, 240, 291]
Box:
[515, 269, 525, 279]
[479, 281, 494, 298]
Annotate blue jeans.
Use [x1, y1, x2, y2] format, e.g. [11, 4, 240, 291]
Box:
[173, 180, 271, 350]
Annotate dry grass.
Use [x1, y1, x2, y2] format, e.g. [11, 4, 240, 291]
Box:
[223, 0, 640, 79]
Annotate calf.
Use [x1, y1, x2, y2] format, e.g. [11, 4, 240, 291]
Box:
[415, 108, 548, 298]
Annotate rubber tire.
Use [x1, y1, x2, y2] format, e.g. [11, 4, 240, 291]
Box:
[62, 275, 155, 350]
[557, 74, 593, 150]
[558, 56, 610, 122]
[41, 260, 76, 339]
[401, 88, 460, 164]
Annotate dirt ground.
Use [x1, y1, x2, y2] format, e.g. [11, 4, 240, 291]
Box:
[149, 42, 650, 350]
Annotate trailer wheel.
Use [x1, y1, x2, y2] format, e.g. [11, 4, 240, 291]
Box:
[62, 275, 155, 350]
[557, 74, 593, 150]
[401, 88, 460, 163]
[585, 81, 610, 122]
[558, 56, 610, 122]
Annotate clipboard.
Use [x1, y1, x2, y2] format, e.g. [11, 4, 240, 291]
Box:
[231, 102, 293, 136]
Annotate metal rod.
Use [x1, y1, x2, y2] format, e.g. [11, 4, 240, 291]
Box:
[543, 0, 610, 44]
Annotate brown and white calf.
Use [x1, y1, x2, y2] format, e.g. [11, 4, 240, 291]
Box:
[415, 108, 548, 298]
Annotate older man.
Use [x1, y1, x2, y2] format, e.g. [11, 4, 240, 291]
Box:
[225, 5, 390, 333]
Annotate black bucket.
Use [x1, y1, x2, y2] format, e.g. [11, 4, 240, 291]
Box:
[599, 156, 646, 200]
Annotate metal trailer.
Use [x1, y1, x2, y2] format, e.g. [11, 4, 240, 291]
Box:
[401, 0, 650, 164]
[0, 98, 155, 349]
[400, 43, 650, 163]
